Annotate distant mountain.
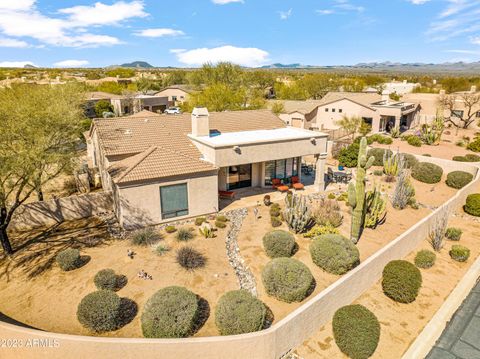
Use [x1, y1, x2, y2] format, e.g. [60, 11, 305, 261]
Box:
[119, 61, 154, 68]
[24, 64, 37, 69]
[261, 63, 306, 69]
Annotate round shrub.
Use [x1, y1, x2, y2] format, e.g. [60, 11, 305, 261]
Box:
[216, 215, 228, 223]
[262, 230, 296, 258]
[367, 148, 392, 166]
[77, 290, 122, 332]
[215, 290, 266, 335]
[310, 234, 360, 275]
[194, 217, 206, 226]
[176, 247, 206, 271]
[94, 269, 120, 291]
[446, 171, 473, 189]
[452, 154, 480, 162]
[261, 258, 313, 303]
[401, 153, 419, 169]
[338, 142, 360, 168]
[269, 206, 281, 217]
[333, 304, 380, 359]
[382, 260, 422, 303]
[467, 138, 480, 152]
[414, 250, 436, 269]
[464, 193, 480, 216]
[445, 227, 462, 241]
[175, 227, 195, 241]
[141, 286, 199, 338]
[407, 135, 422, 147]
[131, 227, 162, 246]
[412, 162, 443, 184]
[56, 248, 81, 271]
[449, 245, 470, 262]
[165, 225, 176, 233]
[215, 220, 227, 229]
[271, 216, 282, 228]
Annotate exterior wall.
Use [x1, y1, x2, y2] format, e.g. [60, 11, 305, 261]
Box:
[117, 172, 219, 229]
[384, 82, 418, 95]
[279, 112, 306, 128]
[154, 88, 189, 105]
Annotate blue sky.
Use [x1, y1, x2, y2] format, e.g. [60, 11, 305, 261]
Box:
[0, 0, 479, 68]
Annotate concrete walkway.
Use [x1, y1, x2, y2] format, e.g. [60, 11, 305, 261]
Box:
[426, 279, 480, 359]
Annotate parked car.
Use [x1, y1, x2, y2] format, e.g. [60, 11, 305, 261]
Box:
[164, 107, 182, 115]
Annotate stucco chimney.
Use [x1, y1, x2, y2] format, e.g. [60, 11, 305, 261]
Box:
[471, 85, 477, 93]
[381, 90, 390, 103]
[191, 107, 210, 137]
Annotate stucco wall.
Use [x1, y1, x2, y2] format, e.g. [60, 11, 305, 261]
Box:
[154, 88, 189, 103]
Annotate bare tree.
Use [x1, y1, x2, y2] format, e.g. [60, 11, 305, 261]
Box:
[439, 93, 480, 129]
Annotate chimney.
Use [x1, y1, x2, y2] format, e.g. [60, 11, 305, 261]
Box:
[381, 90, 390, 102]
[191, 107, 210, 137]
[471, 85, 477, 93]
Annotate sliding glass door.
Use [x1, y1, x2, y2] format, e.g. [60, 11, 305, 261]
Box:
[264, 157, 299, 185]
[227, 164, 252, 190]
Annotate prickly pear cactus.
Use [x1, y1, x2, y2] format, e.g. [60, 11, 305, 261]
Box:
[283, 193, 314, 234]
[348, 137, 375, 244]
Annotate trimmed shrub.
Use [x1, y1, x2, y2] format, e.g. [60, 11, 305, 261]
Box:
[131, 227, 162, 246]
[467, 138, 480, 152]
[328, 193, 336, 199]
[446, 171, 473, 189]
[450, 245, 470, 262]
[176, 247, 206, 270]
[407, 135, 422, 147]
[215, 215, 228, 223]
[141, 286, 199, 338]
[194, 217, 206, 226]
[422, 153, 432, 157]
[94, 269, 121, 291]
[401, 153, 419, 169]
[263, 230, 296, 258]
[464, 193, 480, 216]
[310, 234, 360, 275]
[303, 224, 340, 238]
[77, 290, 122, 332]
[414, 250, 436, 269]
[215, 220, 227, 229]
[271, 216, 282, 228]
[412, 162, 443, 184]
[338, 143, 360, 168]
[382, 260, 422, 303]
[175, 227, 195, 241]
[269, 206, 281, 217]
[453, 154, 480, 162]
[445, 227, 462, 241]
[332, 305, 380, 359]
[367, 148, 392, 166]
[215, 290, 266, 335]
[56, 248, 82, 271]
[165, 225, 177, 233]
[261, 258, 313, 303]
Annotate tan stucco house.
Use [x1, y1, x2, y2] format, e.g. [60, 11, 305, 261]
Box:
[154, 85, 192, 106]
[87, 108, 328, 229]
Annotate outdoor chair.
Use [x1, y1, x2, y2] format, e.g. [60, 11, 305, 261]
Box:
[271, 178, 282, 189]
[291, 176, 304, 190]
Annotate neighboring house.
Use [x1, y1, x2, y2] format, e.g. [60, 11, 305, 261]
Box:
[84, 92, 124, 118]
[384, 80, 420, 95]
[87, 109, 328, 228]
[110, 94, 169, 116]
[154, 85, 192, 106]
[402, 93, 440, 126]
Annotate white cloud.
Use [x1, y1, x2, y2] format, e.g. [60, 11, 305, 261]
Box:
[316, 1, 365, 16]
[279, 8, 292, 20]
[445, 49, 480, 54]
[0, 61, 36, 68]
[135, 28, 185, 37]
[316, 9, 335, 15]
[211, 0, 244, 4]
[406, 0, 431, 4]
[173, 45, 269, 67]
[0, 37, 29, 47]
[53, 60, 89, 67]
[0, 1, 35, 11]
[170, 48, 186, 53]
[471, 36, 480, 45]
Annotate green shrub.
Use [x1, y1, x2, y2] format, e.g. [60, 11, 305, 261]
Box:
[262, 230, 296, 258]
[446, 171, 473, 189]
[467, 138, 480, 152]
[165, 225, 177, 233]
[175, 227, 195, 241]
[131, 227, 162, 246]
[77, 290, 122, 332]
[464, 193, 480, 216]
[215, 290, 266, 335]
[373, 169, 383, 176]
[310, 234, 360, 275]
[407, 135, 422, 147]
[215, 220, 227, 229]
[269, 206, 281, 217]
[303, 224, 339, 238]
[382, 260, 422, 303]
[56, 248, 82, 271]
[271, 216, 282, 227]
[328, 193, 336, 199]
[155, 244, 170, 256]
[401, 153, 419, 169]
[445, 227, 462, 241]
[194, 217, 206, 226]
[422, 153, 432, 157]
[94, 269, 121, 291]
[453, 154, 480, 162]
[412, 162, 443, 184]
[414, 250, 436, 269]
[337, 192, 348, 201]
[176, 247, 206, 270]
[261, 258, 313, 303]
[367, 148, 393, 166]
[449, 245, 470, 262]
[338, 142, 360, 168]
[332, 304, 380, 359]
[141, 286, 199, 338]
[216, 215, 228, 222]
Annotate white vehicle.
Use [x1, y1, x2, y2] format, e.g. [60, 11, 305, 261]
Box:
[164, 107, 182, 115]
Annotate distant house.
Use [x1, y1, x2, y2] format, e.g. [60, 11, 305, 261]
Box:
[84, 92, 124, 118]
[85, 92, 169, 117]
[383, 80, 420, 95]
[87, 109, 328, 228]
[154, 85, 193, 106]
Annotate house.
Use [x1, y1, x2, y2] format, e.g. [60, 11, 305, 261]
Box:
[84, 92, 124, 118]
[110, 94, 169, 116]
[383, 80, 420, 95]
[154, 85, 192, 106]
[87, 108, 328, 229]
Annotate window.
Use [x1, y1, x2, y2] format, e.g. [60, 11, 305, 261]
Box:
[325, 108, 329, 112]
[452, 110, 464, 118]
[265, 158, 299, 185]
[476, 111, 480, 118]
[339, 109, 343, 113]
[172, 96, 177, 102]
[160, 183, 188, 219]
[332, 108, 336, 112]
[227, 164, 252, 190]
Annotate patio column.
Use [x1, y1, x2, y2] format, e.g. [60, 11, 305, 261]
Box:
[314, 153, 327, 192]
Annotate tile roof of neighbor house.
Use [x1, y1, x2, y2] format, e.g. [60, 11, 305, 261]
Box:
[94, 109, 285, 184]
[86, 91, 125, 100]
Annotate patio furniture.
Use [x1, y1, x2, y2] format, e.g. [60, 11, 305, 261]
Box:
[277, 185, 289, 193]
[219, 190, 235, 201]
[291, 176, 304, 190]
[327, 167, 339, 183]
[271, 178, 282, 189]
[334, 170, 353, 184]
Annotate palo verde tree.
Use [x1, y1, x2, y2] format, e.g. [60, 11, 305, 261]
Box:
[0, 83, 85, 255]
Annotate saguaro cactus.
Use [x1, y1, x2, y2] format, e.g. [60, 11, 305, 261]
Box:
[348, 137, 375, 244]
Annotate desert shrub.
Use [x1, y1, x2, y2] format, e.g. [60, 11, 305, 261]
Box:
[312, 198, 343, 227]
[194, 217, 206, 226]
[271, 216, 282, 227]
[338, 142, 360, 168]
[422, 153, 432, 157]
[269, 206, 281, 217]
[56, 248, 82, 271]
[382, 260, 422, 303]
[215, 220, 227, 229]
[175, 227, 195, 241]
[367, 148, 392, 166]
[332, 304, 380, 359]
[367, 133, 392, 145]
[445, 227, 462, 241]
[303, 224, 340, 238]
[328, 193, 336, 199]
[310, 234, 360, 275]
[164, 225, 177, 233]
[407, 135, 422, 147]
[261, 258, 313, 303]
[216, 215, 228, 222]
[77, 290, 122, 332]
[131, 227, 162, 246]
[262, 230, 296, 258]
[141, 286, 199, 338]
[94, 269, 121, 291]
[450, 245, 470, 262]
[155, 244, 170, 256]
[337, 192, 348, 201]
[176, 247, 206, 270]
[464, 193, 480, 216]
[453, 154, 480, 162]
[401, 153, 419, 169]
[215, 290, 266, 335]
[467, 138, 480, 152]
[411, 162, 443, 184]
[199, 223, 215, 238]
[446, 171, 473, 189]
[373, 169, 383, 176]
[414, 250, 436, 269]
